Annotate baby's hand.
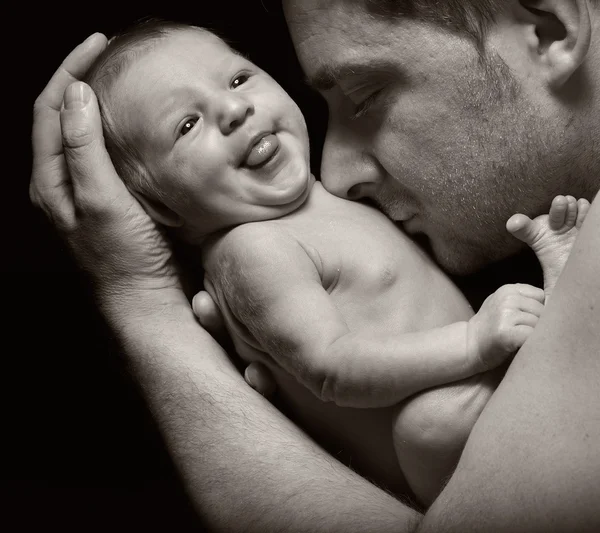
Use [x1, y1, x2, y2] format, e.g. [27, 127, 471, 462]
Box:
[467, 284, 545, 371]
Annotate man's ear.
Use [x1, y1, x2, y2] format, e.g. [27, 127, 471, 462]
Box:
[519, 0, 592, 89]
[131, 190, 184, 228]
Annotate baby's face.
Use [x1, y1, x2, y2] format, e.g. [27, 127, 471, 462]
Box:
[111, 30, 312, 236]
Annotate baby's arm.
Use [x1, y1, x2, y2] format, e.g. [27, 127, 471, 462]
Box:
[206, 226, 542, 408]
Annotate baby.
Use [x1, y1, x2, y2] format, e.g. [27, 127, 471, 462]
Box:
[84, 20, 590, 506]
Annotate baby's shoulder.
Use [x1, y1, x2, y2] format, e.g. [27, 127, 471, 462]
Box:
[203, 222, 304, 276]
[212, 222, 294, 257]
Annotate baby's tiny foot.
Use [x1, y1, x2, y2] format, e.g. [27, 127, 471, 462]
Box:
[506, 195, 591, 300]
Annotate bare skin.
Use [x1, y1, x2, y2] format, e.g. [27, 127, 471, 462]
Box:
[202, 184, 588, 505]
[91, 29, 551, 501]
[202, 180, 476, 497]
[30, 35, 422, 532]
[31, 0, 600, 528]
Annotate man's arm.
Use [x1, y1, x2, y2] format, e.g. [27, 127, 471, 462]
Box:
[116, 290, 422, 532]
[30, 38, 421, 533]
[419, 192, 600, 533]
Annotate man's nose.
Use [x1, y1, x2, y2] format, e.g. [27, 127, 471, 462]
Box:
[320, 125, 383, 201]
[218, 93, 254, 135]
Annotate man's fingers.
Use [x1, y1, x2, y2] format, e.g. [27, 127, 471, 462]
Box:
[60, 82, 131, 211]
[35, 33, 107, 114]
[32, 33, 108, 163]
[245, 362, 278, 400]
[192, 291, 226, 335]
[31, 33, 108, 222]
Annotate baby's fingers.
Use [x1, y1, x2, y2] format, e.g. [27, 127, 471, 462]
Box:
[515, 311, 540, 329]
[514, 283, 545, 303]
[516, 296, 545, 318]
[507, 324, 536, 352]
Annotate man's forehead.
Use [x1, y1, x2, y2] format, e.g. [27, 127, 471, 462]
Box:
[284, 0, 360, 38]
[284, 0, 406, 87]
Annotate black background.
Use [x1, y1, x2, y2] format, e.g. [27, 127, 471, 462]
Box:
[7, 3, 326, 531]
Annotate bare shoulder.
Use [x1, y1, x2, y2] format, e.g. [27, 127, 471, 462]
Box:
[203, 222, 293, 274]
[203, 222, 319, 309]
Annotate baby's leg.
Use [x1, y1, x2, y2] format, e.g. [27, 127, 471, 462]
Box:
[506, 196, 590, 300]
[392, 367, 503, 508]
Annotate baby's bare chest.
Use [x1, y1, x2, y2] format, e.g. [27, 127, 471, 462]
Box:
[282, 203, 454, 331]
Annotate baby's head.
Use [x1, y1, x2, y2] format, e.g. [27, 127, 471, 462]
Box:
[85, 19, 312, 243]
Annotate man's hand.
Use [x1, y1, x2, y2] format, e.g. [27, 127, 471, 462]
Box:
[30, 34, 182, 323]
[193, 289, 278, 398]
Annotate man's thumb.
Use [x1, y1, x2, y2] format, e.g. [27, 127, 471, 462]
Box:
[60, 82, 127, 202]
[61, 82, 98, 151]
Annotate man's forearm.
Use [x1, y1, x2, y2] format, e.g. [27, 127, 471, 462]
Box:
[107, 291, 421, 533]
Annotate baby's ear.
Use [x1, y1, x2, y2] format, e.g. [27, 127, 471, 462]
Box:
[132, 190, 184, 228]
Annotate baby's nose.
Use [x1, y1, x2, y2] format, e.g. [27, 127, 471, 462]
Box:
[219, 95, 254, 134]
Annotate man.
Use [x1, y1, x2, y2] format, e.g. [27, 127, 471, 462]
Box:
[30, 1, 599, 532]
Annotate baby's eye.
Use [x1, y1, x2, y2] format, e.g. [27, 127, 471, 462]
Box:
[231, 73, 250, 89]
[180, 118, 198, 137]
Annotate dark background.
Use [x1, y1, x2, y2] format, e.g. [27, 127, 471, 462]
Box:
[6, 3, 326, 531]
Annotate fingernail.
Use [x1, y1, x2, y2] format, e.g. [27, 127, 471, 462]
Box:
[64, 82, 91, 109]
[81, 32, 99, 45]
[244, 366, 257, 387]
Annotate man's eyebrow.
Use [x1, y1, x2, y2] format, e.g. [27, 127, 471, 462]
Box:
[304, 60, 391, 91]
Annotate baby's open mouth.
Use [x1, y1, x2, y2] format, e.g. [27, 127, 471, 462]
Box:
[243, 133, 280, 168]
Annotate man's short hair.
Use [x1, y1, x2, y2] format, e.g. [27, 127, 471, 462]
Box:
[363, 0, 600, 46]
[363, 0, 506, 46]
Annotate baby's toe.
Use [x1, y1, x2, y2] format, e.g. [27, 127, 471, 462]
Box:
[507, 213, 538, 246]
[549, 195, 568, 230]
[564, 196, 578, 228]
[576, 198, 591, 228]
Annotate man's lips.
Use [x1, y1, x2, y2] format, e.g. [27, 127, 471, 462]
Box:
[395, 215, 420, 235]
[243, 132, 280, 168]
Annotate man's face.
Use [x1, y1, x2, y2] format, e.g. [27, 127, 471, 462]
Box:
[285, 0, 580, 274]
